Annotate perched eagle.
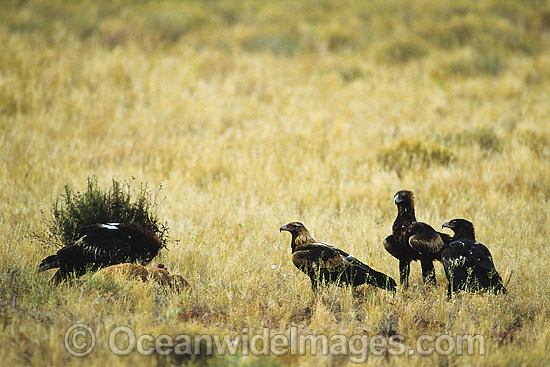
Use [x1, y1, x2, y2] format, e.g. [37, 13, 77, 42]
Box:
[280, 222, 396, 292]
[383, 190, 452, 287]
[38, 223, 163, 283]
[441, 219, 507, 296]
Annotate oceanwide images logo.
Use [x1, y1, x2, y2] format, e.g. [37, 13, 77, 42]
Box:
[65, 323, 485, 363]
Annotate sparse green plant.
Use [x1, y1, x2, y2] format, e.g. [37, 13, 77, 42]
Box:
[339, 65, 367, 83]
[375, 36, 429, 63]
[322, 22, 358, 52]
[435, 48, 507, 77]
[439, 126, 503, 154]
[242, 34, 299, 55]
[377, 137, 455, 175]
[143, 5, 211, 43]
[516, 126, 550, 159]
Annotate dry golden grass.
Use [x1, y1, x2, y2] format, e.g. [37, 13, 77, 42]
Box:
[1, 1, 550, 366]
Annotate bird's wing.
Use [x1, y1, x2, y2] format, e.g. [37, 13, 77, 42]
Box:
[292, 242, 350, 273]
[383, 234, 400, 258]
[443, 240, 496, 270]
[441, 243, 467, 269]
[464, 240, 498, 272]
[437, 231, 454, 246]
[292, 242, 397, 291]
[383, 233, 420, 260]
[408, 222, 445, 255]
[79, 223, 160, 264]
[74, 226, 133, 261]
[442, 239, 504, 293]
[78, 223, 130, 240]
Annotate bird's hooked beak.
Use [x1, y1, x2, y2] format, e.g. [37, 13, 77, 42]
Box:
[442, 221, 454, 229]
[280, 224, 288, 232]
[394, 194, 405, 204]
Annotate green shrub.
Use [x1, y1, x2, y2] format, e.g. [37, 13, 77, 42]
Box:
[440, 126, 503, 154]
[242, 34, 299, 55]
[323, 22, 358, 52]
[375, 36, 429, 63]
[516, 127, 549, 159]
[36, 176, 169, 249]
[0, 87, 24, 116]
[377, 137, 454, 175]
[144, 7, 210, 43]
[433, 48, 506, 78]
[340, 65, 367, 83]
[418, 15, 481, 50]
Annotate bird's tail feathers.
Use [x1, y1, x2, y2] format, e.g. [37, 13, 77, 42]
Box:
[353, 261, 397, 292]
[38, 255, 61, 272]
[492, 280, 507, 294]
[504, 270, 513, 289]
[38, 245, 75, 273]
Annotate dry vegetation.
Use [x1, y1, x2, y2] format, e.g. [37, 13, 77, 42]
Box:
[1, 0, 550, 366]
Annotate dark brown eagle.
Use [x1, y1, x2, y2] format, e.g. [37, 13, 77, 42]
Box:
[441, 219, 507, 296]
[280, 222, 396, 292]
[383, 190, 452, 287]
[38, 223, 163, 283]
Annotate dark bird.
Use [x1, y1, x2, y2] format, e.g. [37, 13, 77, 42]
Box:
[280, 222, 396, 292]
[383, 190, 452, 287]
[441, 219, 507, 296]
[38, 223, 163, 283]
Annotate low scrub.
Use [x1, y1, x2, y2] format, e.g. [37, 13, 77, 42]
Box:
[36, 176, 169, 249]
[377, 137, 454, 175]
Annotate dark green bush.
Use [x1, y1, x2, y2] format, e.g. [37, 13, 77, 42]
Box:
[37, 176, 169, 249]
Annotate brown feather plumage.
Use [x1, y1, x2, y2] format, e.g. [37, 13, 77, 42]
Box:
[281, 222, 396, 291]
[383, 190, 451, 287]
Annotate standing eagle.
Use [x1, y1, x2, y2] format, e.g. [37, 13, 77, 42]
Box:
[280, 222, 396, 292]
[38, 223, 163, 283]
[441, 219, 507, 296]
[383, 190, 452, 287]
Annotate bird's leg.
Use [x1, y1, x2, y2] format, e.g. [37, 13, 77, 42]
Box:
[399, 260, 410, 287]
[453, 278, 462, 294]
[51, 270, 64, 284]
[421, 259, 436, 285]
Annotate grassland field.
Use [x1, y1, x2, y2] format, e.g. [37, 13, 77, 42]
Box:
[1, 0, 550, 366]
